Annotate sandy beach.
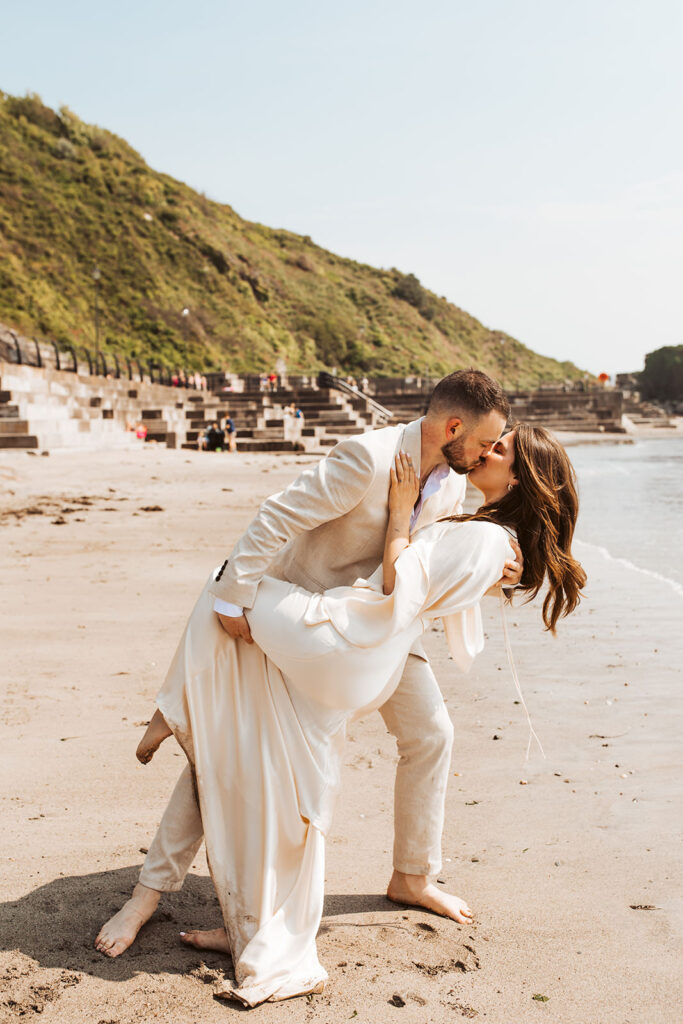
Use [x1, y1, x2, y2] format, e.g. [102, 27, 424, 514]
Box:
[1, 444, 680, 1024]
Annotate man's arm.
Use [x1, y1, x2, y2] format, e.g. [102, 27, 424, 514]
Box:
[210, 436, 377, 610]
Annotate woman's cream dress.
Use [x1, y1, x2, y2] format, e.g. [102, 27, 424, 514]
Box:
[156, 519, 513, 1006]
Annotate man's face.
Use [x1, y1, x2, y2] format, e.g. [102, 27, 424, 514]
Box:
[441, 410, 507, 474]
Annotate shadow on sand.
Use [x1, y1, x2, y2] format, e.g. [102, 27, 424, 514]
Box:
[0, 864, 402, 983]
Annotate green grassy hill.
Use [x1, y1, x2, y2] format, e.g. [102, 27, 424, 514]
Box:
[0, 92, 583, 384]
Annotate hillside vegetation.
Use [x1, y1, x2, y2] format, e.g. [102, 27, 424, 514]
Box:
[639, 346, 683, 402]
[0, 92, 583, 383]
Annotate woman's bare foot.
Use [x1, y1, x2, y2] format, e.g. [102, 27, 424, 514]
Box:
[180, 927, 231, 954]
[95, 882, 161, 957]
[136, 709, 172, 764]
[387, 870, 473, 925]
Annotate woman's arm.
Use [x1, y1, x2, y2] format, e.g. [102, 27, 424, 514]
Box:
[383, 452, 420, 595]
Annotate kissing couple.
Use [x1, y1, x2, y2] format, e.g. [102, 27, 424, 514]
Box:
[96, 369, 586, 1006]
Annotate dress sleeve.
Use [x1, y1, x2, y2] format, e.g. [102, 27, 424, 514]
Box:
[306, 543, 430, 648]
[415, 520, 513, 616]
[413, 521, 514, 672]
[305, 520, 511, 655]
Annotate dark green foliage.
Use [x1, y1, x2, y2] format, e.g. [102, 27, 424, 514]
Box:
[639, 345, 683, 401]
[391, 271, 437, 321]
[0, 90, 585, 381]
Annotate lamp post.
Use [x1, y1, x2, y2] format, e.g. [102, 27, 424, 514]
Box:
[92, 266, 101, 372]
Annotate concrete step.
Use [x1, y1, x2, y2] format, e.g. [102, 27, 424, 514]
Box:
[249, 428, 289, 440]
[0, 419, 31, 434]
[324, 425, 365, 435]
[236, 440, 303, 453]
[1, 376, 196, 408]
[185, 408, 230, 421]
[0, 434, 39, 449]
[145, 431, 176, 445]
[140, 419, 170, 431]
[29, 429, 141, 450]
[306, 416, 363, 428]
[286, 403, 344, 411]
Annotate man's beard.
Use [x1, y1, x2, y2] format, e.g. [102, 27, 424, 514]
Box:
[441, 436, 483, 475]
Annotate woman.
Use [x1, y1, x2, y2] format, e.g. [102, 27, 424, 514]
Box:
[127, 424, 586, 1006]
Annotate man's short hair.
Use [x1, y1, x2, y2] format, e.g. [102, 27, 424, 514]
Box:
[426, 369, 509, 422]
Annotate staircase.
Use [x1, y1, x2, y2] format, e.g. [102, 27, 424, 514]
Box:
[178, 387, 377, 452]
[0, 363, 383, 454]
[0, 385, 38, 448]
[0, 363, 189, 450]
[373, 385, 627, 433]
[1, 360, 634, 455]
[622, 397, 675, 429]
[508, 389, 626, 432]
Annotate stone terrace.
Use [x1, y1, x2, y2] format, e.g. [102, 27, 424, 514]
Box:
[0, 362, 388, 454]
[372, 380, 627, 432]
[0, 362, 631, 455]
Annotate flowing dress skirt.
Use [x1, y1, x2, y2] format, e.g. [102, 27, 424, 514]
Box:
[156, 572, 418, 1006]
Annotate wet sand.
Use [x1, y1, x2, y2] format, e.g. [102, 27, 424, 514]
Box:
[0, 445, 680, 1023]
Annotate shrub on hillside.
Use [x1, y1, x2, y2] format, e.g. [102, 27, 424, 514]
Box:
[6, 93, 65, 136]
[391, 271, 437, 321]
[52, 138, 78, 160]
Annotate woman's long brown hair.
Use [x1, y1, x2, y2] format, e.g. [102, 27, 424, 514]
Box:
[447, 423, 587, 632]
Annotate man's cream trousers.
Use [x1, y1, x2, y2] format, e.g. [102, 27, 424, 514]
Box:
[139, 652, 453, 890]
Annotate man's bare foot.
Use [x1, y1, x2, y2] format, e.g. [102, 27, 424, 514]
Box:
[95, 882, 161, 957]
[387, 869, 473, 925]
[180, 927, 231, 954]
[136, 708, 172, 764]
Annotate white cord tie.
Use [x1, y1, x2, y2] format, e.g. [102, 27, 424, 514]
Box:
[499, 591, 545, 761]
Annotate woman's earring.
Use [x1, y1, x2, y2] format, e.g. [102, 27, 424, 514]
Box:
[507, 483, 513, 492]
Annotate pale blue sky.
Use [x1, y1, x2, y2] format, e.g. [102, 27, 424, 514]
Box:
[3, 0, 682, 374]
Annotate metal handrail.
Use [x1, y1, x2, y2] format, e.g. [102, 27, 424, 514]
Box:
[317, 372, 393, 423]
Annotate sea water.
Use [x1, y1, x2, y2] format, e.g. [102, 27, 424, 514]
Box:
[570, 436, 683, 598]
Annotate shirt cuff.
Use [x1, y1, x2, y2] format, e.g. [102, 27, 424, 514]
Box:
[213, 598, 244, 616]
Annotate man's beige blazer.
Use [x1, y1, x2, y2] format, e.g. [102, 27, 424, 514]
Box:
[209, 418, 467, 612]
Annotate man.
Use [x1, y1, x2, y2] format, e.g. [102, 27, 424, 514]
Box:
[96, 369, 520, 957]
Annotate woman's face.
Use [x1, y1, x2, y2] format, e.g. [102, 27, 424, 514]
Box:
[468, 429, 517, 499]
